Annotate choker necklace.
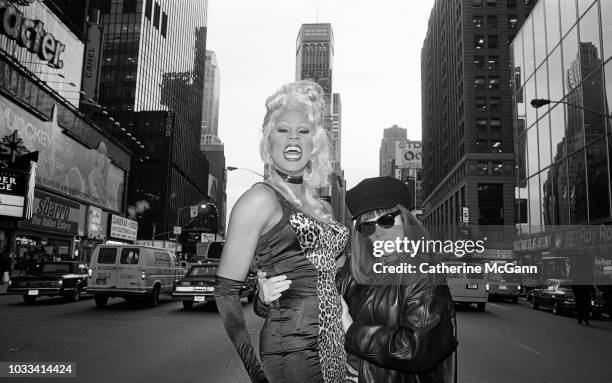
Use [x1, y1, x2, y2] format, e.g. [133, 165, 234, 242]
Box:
[275, 169, 303, 184]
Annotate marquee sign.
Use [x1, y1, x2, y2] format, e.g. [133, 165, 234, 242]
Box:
[0, 3, 66, 68]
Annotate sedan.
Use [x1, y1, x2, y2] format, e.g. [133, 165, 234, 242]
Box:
[171, 262, 256, 309]
[7, 261, 89, 303]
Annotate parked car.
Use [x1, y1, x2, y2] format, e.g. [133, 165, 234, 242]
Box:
[87, 245, 184, 308]
[7, 261, 89, 303]
[528, 279, 608, 318]
[487, 271, 520, 303]
[529, 279, 575, 315]
[172, 261, 257, 309]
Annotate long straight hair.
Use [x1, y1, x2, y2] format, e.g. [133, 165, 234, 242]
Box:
[350, 204, 432, 285]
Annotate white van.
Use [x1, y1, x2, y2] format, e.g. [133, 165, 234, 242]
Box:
[87, 245, 185, 308]
[445, 261, 488, 312]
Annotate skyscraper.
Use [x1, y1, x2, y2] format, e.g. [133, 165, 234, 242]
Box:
[201, 49, 220, 139]
[295, 23, 345, 216]
[379, 125, 407, 177]
[421, 0, 534, 251]
[331, 93, 341, 170]
[93, 0, 211, 239]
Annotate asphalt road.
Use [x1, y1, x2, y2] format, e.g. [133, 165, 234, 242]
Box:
[1, 294, 611, 383]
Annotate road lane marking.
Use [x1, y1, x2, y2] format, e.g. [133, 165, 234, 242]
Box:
[488, 303, 510, 311]
[484, 328, 542, 355]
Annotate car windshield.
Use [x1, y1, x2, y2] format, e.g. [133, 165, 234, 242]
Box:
[42, 263, 71, 274]
[187, 266, 217, 276]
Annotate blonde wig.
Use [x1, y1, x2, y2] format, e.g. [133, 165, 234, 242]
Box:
[260, 80, 333, 222]
[350, 205, 431, 285]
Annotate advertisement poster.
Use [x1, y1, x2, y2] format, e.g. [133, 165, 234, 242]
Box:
[0, 97, 125, 212]
[109, 214, 138, 241]
[19, 189, 80, 235]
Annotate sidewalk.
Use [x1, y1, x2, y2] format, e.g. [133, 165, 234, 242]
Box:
[0, 283, 7, 295]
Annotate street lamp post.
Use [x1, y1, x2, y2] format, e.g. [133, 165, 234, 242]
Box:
[530, 98, 612, 120]
[227, 166, 265, 178]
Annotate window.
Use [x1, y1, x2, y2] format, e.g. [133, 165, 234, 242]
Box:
[474, 56, 485, 70]
[487, 15, 497, 28]
[99, 1, 111, 14]
[473, 15, 483, 28]
[161, 12, 168, 37]
[488, 35, 498, 48]
[476, 119, 488, 131]
[98, 248, 117, 264]
[123, 0, 137, 13]
[486, 0, 496, 7]
[488, 56, 499, 70]
[490, 97, 500, 110]
[476, 97, 487, 110]
[144, 0, 152, 19]
[490, 140, 502, 152]
[120, 249, 140, 264]
[475, 76, 486, 89]
[507, 0, 516, 7]
[475, 35, 485, 49]
[492, 162, 504, 175]
[488, 77, 500, 89]
[477, 162, 489, 175]
[153, 2, 161, 29]
[508, 15, 518, 29]
[476, 140, 489, 152]
[490, 118, 501, 131]
[472, 0, 483, 6]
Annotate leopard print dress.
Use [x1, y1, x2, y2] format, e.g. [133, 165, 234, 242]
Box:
[255, 183, 349, 383]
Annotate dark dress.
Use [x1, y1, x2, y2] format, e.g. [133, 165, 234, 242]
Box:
[254, 183, 349, 383]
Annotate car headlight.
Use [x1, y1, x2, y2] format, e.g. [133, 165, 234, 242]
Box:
[57, 280, 63, 287]
[7, 279, 11, 287]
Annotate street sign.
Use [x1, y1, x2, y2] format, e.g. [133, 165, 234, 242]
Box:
[173, 226, 182, 235]
[462, 207, 469, 224]
[190, 205, 198, 218]
[201, 233, 215, 242]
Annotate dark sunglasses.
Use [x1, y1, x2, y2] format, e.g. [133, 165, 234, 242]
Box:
[356, 210, 401, 236]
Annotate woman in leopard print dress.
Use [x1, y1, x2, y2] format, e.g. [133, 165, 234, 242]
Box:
[214, 80, 349, 383]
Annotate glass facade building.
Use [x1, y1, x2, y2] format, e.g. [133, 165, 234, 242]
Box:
[92, 0, 211, 239]
[512, 0, 612, 233]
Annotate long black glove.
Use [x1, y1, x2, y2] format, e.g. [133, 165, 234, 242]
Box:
[214, 275, 268, 383]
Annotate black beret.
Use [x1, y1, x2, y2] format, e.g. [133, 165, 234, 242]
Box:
[346, 177, 412, 220]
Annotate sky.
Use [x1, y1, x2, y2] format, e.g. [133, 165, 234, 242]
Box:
[206, 0, 435, 226]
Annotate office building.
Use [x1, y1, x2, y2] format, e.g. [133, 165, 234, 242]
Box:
[295, 23, 345, 215]
[93, 0, 211, 239]
[201, 49, 220, 138]
[512, 0, 612, 284]
[421, 0, 534, 255]
[0, 0, 134, 266]
[379, 125, 407, 177]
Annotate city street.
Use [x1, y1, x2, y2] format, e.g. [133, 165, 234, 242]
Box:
[1, 294, 611, 383]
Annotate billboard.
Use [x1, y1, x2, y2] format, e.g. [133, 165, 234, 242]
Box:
[19, 189, 80, 235]
[109, 214, 138, 242]
[0, 97, 126, 212]
[395, 140, 422, 168]
[0, 167, 27, 217]
[81, 22, 104, 101]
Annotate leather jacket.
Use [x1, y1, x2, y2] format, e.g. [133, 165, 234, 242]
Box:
[254, 262, 457, 383]
[337, 263, 457, 383]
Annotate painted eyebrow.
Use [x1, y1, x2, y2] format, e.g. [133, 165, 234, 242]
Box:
[275, 120, 309, 127]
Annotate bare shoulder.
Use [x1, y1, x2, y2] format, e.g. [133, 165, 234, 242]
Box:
[231, 183, 279, 222]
